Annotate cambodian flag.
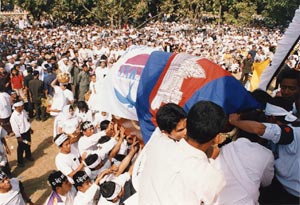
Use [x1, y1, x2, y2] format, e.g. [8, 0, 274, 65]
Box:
[136, 51, 260, 143]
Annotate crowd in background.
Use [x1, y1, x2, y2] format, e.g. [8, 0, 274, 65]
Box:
[0, 18, 300, 205]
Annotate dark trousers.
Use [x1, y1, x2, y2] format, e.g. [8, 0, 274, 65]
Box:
[17, 129, 32, 164]
[33, 102, 46, 120]
[259, 177, 300, 205]
[0, 162, 11, 177]
[0, 117, 13, 134]
[24, 102, 34, 118]
[240, 72, 250, 85]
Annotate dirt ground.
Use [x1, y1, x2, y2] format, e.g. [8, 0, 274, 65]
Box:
[6, 117, 58, 205]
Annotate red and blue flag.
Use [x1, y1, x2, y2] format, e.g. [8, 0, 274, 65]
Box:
[136, 51, 260, 142]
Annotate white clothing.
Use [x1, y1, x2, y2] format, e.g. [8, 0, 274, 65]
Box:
[0, 92, 12, 119]
[51, 86, 67, 137]
[75, 110, 93, 123]
[73, 183, 100, 205]
[0, 178, 26, 205]
[261, 123, 300, 197]
[0, 127, 8, 166]
[132, 128, 161, 192]
[123, 193, 138, 205]
[55, 151, 91, 184]
[59, 117, 80, 135]
[93, 112, 112, 129]
[33, 66, 44, 81]
[57, 60, 71, 75]
[98, 172, 131, 205]
[138, 128, 225, 205]
[78, 131, 106, 155]
[117, 140, 129, 156]
[89, 158, 111, 181]
[44, 187, 76, 205]
[50, 86, 67, 116]
[5, 63, 14, 73]
[95, 67, 108, 82]
[214, 138, 274, 205]
[87, 81, 97, 111]
[9, 110, 30, 138]
[63, 89, 74, 104]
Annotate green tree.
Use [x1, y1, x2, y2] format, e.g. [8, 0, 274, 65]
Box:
[262, 0, 299, 27]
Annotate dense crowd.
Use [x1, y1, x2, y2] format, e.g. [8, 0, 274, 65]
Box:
[0, 18, 299, 205]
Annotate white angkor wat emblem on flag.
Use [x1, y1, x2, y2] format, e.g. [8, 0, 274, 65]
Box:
[151, 55, 206, 110]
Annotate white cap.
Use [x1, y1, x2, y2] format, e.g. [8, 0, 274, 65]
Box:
[13, 101, 24, 108]
[265, 103, 297, 122]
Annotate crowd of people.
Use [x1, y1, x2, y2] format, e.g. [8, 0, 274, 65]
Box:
[0, 18, 299, 205]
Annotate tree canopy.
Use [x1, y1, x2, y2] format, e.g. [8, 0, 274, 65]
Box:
[2, 0, 299, 28]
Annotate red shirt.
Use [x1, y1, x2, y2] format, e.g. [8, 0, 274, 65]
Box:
[10, 74, 24, 89]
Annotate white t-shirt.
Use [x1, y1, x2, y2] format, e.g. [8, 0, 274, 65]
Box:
[73, 183, 100, 205]
[214, 138, 274, 205]
[9, 110, 31, 138]
[0, 127, 8, 166]
[0, 178, 26, 205]
[98, 173, 131, 205]
[44, 187, 77, 205]
[55, 151, 91, 184]
[50, 86, 67, 116]
[0, 92, 12, 119]
[78, 131, 105, 156]
[63, 89, 74, 104]
[138, 129, 225, 205]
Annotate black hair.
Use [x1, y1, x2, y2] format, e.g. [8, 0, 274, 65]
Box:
[84, 153, 99, 167]
[277, 68, 300, 85]
[77, 101, 89, 113]
[100, 120, 110, 131]
[100, 181, 116, 198]
[187, 101, 226, 144]
[48, 170, 67, 191]
[73, 171, 89, 188]
[98, 135, 111, 144]
[10, 67, 19, 76]
[268, 96, 294, 112]
[54, 133, 68, 147]
[80, 121, 93, 131]
[156, 103, 186, 134]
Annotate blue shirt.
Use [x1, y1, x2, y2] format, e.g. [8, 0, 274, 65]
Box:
[43, 73, 56, 96]
[262, 123, 300, 197]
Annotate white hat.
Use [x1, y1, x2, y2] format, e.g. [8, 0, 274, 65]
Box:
[13, 101, 24, 108]
[54, 133, 68, 147]
[265, 103, 297, 122]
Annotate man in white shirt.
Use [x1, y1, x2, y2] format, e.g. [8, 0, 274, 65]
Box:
[0, 171, 33, 205]
[73, 169, 111, 205]
[99, 173, 131, 205]
[214, 110, 274, 205]
[0, 126, 11, 177]
[138, 101, 226, 205]
[54, 133, 90, 184]
[9, 101, 33, 167]
[44, 171, 76, 205]
[78, 121, 116, 156]
[229, 96, 300, 204]
[0, 88, 13, 135]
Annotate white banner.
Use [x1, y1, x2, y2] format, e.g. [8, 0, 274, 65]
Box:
[97, 46, 159, 120]
[259, 6, 300, 90]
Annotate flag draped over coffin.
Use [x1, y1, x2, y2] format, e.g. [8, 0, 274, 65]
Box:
[136, 51, 260, 142]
